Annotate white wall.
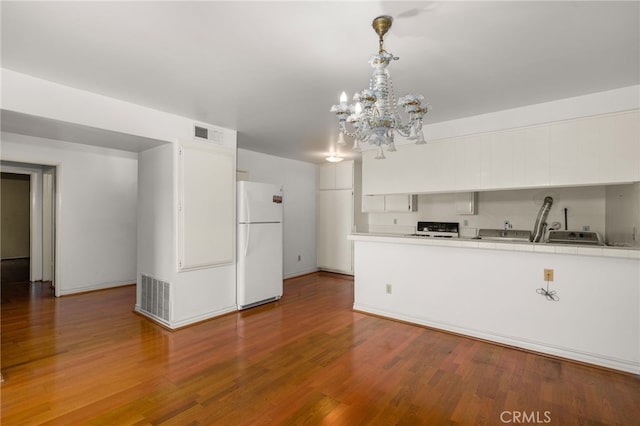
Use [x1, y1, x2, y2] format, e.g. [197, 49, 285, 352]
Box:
[1, 132, 138, 294]
[3, 69, 239, 329]
[237, 148, 317, 278]
[606, 183, 640, 247]
[369, 186, 607, 237]
[1, 69, 194, 142]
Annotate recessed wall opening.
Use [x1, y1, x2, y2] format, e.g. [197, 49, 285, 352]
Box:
[1, 172, 31, 284]
[0, 163, 57, 296]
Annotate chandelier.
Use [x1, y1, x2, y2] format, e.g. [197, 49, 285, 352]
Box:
[330, 15, 430, 159]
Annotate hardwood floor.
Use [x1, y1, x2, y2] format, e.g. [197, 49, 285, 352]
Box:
[1, 258, 30, 284]
[1, 272, 638, 425]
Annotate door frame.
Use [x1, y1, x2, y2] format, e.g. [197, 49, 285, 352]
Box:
[1, 161, 61, 295]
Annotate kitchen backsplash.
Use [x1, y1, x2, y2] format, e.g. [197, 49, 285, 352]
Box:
[605, 183, 640, 247]
[368, 185, 617, 240]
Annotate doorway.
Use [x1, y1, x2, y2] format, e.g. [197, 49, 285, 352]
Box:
[0, 163, 57, 294]
[1, 172, 31, 284]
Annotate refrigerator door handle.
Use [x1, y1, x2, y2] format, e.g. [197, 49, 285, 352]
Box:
[244, 223, 251, 257]
[245, 190, 251, 224]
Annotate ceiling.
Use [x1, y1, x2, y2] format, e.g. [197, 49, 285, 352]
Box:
[1, 1, 638, 163]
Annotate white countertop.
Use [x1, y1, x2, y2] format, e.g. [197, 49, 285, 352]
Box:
[348, 232, 640, 260]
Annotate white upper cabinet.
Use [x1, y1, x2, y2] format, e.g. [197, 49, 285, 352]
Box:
[594, 110, 640, 183]
[318, 164, 335, 189]
[550, 110, 640, 186]
[454, 192, 476, 215]
[454, 135, 483, 190]
[515, 125, 551, 188]
[362, 194, 417, 213]
[319, 160, 354, 190]
[361, 194, 386, 212]
[548, 120, 579, 185]
[384, 194, 417, 212]
[362, 110, 639, 195]
[334, 161, 354, 189]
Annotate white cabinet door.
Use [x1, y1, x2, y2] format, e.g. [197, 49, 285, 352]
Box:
[490, 131, 513, 189]
[550, 111, 640, 186]
[455, 135, 483, 190]
[384, 194, 415, 212]
[319, 164, 336, 190]
[319, 161, 354, 190]
[455, 192, 476, 215]
[362, 195, 385, 212]
[598, 111, 640, 183]
[317, 189, 353, 274]
[478, 133, 494, 190]
[334, 161, 354, 189]
[549, 120, 579, 185]
[317, 191, 334, 269]
[332, 189, 354, 273]
[361, 194, 417, 213]
[522, 125, 550, 187]
[177, 140, 234, 271]
[510, 125, 550, 188]
[576, 117, 601, 184]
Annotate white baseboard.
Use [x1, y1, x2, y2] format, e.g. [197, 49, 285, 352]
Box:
[135, 304, 238, 330]
[284, 268, 319, 280]
[59, 279, 134, 295]
[354, 303, 639, 375]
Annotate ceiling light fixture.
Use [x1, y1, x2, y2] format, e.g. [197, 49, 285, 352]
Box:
[325, 154, 345, 163]
[330, 15, 430, 159]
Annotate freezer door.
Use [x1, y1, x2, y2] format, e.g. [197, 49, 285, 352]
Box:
[237, 181, 283, 223]
[237, 222, 283, 307]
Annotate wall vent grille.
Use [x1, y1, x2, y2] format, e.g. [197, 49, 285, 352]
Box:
[140, 274, 170, 321]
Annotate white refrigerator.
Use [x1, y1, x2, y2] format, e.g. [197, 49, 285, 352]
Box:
[237, 181, 284, 309]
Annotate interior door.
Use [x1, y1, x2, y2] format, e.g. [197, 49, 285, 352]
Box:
[332, 189, 353, 273]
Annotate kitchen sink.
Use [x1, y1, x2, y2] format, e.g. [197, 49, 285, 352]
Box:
[476, 229, 532, 241]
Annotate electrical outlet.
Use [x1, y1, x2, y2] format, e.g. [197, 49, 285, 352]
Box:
[386, 283, 393, 294]
[393, 218, 397, 225]
[544, 269, 554, 281]
[582, 225, 590, 231]
[297, 255, 301, 262]
[504, 220, 511, 229]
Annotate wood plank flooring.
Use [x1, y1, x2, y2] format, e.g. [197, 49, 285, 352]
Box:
[1, 271, 638, 425]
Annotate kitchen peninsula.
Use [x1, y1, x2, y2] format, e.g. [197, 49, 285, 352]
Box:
[348, 233, 640, 374]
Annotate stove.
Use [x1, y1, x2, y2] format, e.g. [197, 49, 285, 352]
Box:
[412, 221, 459, 238]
